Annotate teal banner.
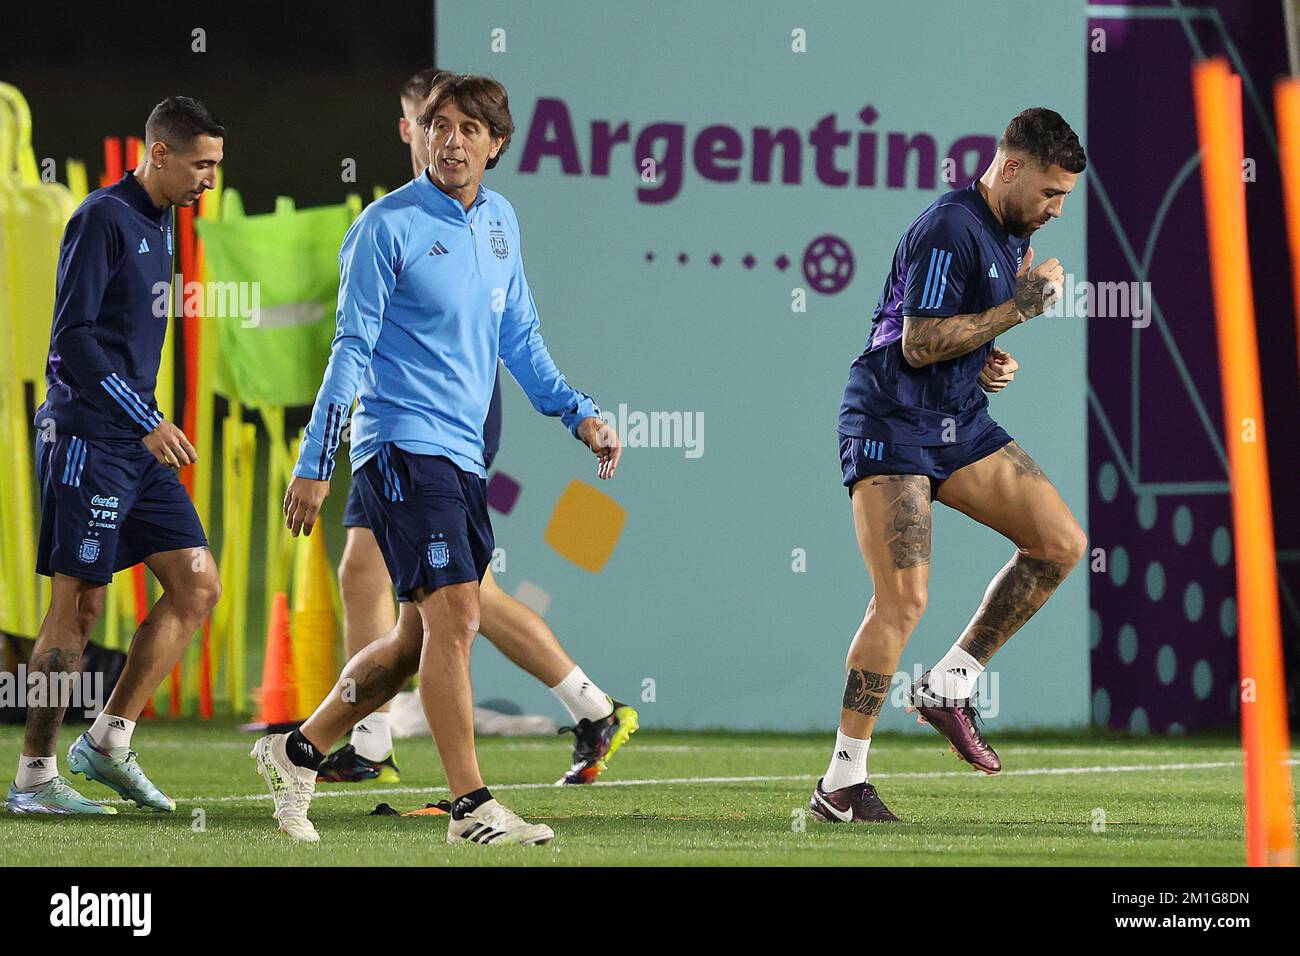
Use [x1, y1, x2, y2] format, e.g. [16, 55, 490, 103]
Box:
[433, 0, 1089, 729]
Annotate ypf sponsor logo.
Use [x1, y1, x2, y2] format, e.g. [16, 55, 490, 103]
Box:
[49, 886, 152, 937]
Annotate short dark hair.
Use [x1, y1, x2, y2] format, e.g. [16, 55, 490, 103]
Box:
[417, 74, 514, 170]
[400, 67, 447, 106]
[145, 96, 224, 152]
[1000, 108, 1086, 174]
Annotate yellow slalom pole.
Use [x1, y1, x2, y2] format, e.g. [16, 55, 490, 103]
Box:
[260, 405, 289, 648]
[210, 414, 234, 711]
[233, 419, 256, 714]
[1194, 57, 1296, 867]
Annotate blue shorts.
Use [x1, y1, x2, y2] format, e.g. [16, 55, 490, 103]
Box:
[342, 479, 368, 529]
[36, 433, 208, 585]
[342, 448, 496, 530]
[839, 421, 1014, 501]
[353, 445, 494, 602]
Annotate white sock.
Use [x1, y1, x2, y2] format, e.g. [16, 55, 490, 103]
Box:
[550, 666, 613, 723]
[351, 712, 394, 762]
[928, 644, 985, 700]
[88, 712, 135, 752]
[16, 754, 57, 791]
[823, 731, 871, 791]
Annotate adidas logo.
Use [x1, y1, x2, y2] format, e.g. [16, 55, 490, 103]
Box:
[461, 821, 507, 844]
[137, 237, 150, 254]
[26, 759, 47, 769]
[835, 749, 852, 760]
[354, 724, 371, 733]
[109, 718, 127, 729]
[428, 241, 449, 256]
[987, 263, 998, 278]
[946, 667, 967, 679]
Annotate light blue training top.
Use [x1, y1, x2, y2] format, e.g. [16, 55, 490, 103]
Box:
[295, 171, 598, 481]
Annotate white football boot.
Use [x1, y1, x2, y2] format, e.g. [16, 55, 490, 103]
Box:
[250, 734, 320, 843]
[446, 798, 554, 846]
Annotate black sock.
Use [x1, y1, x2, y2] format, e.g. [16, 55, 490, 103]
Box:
[451, 786, 493, 819]
[286, 729, 323, 771]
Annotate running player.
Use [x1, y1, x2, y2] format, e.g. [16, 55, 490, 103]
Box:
[316, 67, 637, 788]
[252, 74, 622, 844]
[812, 108, 1088, 824]
[6, 96, 224, 815]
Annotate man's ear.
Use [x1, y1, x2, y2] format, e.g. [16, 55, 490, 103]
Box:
[1001, 154, 1021, 183]
[150, 140, 168, 168]
[488, 136, 504, 161]
[398, 117, 412, 145]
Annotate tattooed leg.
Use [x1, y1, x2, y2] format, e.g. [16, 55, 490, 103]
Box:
[957, 553, 1067, 665]
[843, 669, 892, 718]
[299, 602, 424, 751]
[22, 576, 104, 756]
[841, 476, 933, 738]
[937, 441, 1088, 666]
[869, 475, 932, 569]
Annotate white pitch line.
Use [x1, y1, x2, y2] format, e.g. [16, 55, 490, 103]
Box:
[109, 757, 1296, 807]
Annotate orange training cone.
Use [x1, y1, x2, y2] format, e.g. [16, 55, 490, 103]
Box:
[252, 591, 298, 726]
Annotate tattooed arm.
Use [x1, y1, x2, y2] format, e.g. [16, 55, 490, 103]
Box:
[901, 248, 1063, 368]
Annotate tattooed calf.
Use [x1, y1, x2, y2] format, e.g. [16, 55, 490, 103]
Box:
[843, 669, 893, 717]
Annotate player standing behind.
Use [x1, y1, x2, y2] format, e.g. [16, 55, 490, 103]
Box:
[317, 68, 637, 788]
[812, 108, 1088, 824]
[252, 74, 623, 845]
[5, 97, 224, 815]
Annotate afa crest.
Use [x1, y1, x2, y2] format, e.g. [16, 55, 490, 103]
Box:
[427, 537, 450, 569]
[489, 229, 508, 259]
[78, 537, 101, 564]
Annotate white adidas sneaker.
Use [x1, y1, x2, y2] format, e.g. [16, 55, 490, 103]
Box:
[250, 734, 320, 843]
[446, 798, 555, 846]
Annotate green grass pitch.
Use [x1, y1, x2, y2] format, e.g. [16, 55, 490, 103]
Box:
[0, 721, 1292, 866]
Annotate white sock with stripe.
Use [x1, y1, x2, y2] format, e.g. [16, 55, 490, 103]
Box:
[88, 712, 135, 752]
[550, 666, 613, 723]
[15, 755, 58, 791]
[351, 711, 393, 762]
[928, 644, 984, 700]
[823, 731, 870, 791]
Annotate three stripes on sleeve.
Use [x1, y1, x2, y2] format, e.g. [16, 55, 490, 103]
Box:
[99, 372, 164, 433]
[919, 247, 953, 311]
[311, 402, 351, 481]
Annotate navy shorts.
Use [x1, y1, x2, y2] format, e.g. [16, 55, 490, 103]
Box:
[353, 445, 494, 602]
[36, 433, 209, 585]
[342, 479, 368, 529]
[840, 421, 1014, 501]
[342, 448, 496, 530]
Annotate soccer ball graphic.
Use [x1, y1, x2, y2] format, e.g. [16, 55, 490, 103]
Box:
[802, 234, 855, 295]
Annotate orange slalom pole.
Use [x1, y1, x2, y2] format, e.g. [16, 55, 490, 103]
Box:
[1193, 57, 1296, 867]
[1276, 77, 1300, 384]
[100, 137, 122, 187]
